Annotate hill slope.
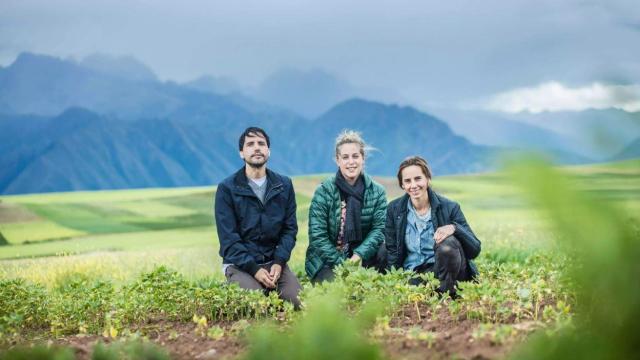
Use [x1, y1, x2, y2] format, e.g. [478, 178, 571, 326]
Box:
[1, 99, 494, 194]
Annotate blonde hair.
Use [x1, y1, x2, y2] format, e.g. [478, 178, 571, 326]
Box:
[335, 129, 367, 158]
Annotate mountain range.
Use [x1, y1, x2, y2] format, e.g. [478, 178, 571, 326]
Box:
[0, 52, 637, 194]
[435, 108, 640, 161]
[0, 99, 493, 194]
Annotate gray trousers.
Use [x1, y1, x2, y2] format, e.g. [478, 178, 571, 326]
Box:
[225, 262, 302, 309]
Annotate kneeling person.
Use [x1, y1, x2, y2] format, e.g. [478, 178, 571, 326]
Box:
[385, 156, 481, 297]
[215, 127, 301, 308]
[305, 130, 387, 283]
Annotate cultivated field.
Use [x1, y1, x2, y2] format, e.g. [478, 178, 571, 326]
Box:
[0, 160, 638, 359]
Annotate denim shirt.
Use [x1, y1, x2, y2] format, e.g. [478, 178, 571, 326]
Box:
[403, 200, 435, 270]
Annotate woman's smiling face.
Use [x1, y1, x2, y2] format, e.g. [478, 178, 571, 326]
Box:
[401, 165, 430, 200]
[336, 142, 364, 183]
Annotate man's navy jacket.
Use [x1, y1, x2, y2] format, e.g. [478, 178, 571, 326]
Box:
[215, 167, 298, 276]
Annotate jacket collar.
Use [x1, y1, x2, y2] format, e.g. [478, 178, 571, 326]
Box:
[363, 173, 373, 189]
[398, 194, 410, 214]
[232, 166, 283, 194]
[397, 187, 440, 213]
[427, 187, 441, 210]
[330, 172, 374, 189]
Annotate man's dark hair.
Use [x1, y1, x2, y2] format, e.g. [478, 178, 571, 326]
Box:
[238, 127, 270, 151]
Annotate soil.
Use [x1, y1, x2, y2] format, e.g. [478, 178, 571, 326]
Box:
[379, 303, 535, 360]
[52, 322, 246, 360]
[0, 203, 41, 224]
[4, 304, 542, 359]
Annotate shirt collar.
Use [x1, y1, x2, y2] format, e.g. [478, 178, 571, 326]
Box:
[407, 199, 431, 224]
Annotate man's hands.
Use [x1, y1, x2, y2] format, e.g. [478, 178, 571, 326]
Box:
[253, 264, 282, 289]
[434, 224, 455, 244]
[269, 264, 282, 283]
[254, 268, 275, 288]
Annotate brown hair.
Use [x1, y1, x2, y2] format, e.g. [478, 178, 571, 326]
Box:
[396, 156, 432, 188]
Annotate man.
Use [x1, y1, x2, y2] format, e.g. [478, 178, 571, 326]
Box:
[215, 127, 302, 308]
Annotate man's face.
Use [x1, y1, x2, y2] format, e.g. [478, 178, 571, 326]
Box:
[240, 132, 270, 168]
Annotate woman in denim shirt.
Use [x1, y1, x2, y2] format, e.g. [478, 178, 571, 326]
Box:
[384, 156, 481, 297]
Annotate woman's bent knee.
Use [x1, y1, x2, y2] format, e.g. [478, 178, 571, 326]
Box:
[439, 235, 461, 248]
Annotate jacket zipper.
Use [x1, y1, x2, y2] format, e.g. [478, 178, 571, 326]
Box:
[237, 183, 283, 209]
[263, 183, 283, 205]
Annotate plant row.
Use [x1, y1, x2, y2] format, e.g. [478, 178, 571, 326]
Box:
[1, 251, 573, 343]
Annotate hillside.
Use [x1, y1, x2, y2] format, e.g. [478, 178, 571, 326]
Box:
[1, 159, 637, 260]
[0, 97, 494, 194]
[610, 137, 640, 161]
[289, 99, 495, 175]
[1, 52, 622, 195]
[1, 160, 638, 359]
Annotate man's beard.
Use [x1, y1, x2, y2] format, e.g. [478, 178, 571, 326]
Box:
[245, 154, 267, 168]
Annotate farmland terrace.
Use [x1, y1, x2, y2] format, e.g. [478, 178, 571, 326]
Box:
[1, 159, 638, 359]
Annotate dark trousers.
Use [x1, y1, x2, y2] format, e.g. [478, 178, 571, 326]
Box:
[311, 243, 387, 284]
[225, 262, 302, 309]
[411, 236, 469, 296]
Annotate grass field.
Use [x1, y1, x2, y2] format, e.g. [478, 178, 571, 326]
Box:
[0, 159, 638, 359]
[1, 162, 638, 281]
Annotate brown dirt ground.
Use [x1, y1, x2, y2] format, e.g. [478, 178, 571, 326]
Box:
[373, 177, 405, 199]
[0, 202, 41, 224]
[378, 303, 537, 360]
[5, 304, 544, 359]
[51, 321, 246, 360]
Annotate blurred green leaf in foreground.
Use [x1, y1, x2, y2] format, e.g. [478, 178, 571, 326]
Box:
[243, 287, 385, 360]
[509, 157, 640, 359]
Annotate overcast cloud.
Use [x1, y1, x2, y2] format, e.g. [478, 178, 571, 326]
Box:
[486, 82, 640, 113]
[1, 0, 639, 111]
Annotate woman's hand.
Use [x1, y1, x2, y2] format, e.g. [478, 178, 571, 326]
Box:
[349, 254, 362, 264]
[434, 224, 455, 244]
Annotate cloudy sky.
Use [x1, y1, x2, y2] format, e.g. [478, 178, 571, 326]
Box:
[1, 0, 639, 112]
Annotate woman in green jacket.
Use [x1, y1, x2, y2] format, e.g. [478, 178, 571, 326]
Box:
[305, 130, 388, 283]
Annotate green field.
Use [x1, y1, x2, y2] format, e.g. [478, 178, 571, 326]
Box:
[1, 162, 638, 283]
[0, 160, 638, 359]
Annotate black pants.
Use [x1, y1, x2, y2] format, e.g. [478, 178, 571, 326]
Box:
[311, 243, 387, 284]
[411, 236, 468, 296]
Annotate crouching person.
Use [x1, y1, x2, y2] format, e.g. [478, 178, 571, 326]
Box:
[215, 127, 301, 309]
[385, 156, 481, 297]
[305, 130, 387, 284]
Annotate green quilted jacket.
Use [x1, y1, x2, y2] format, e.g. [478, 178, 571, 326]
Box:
[305, 173, 387, 279]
